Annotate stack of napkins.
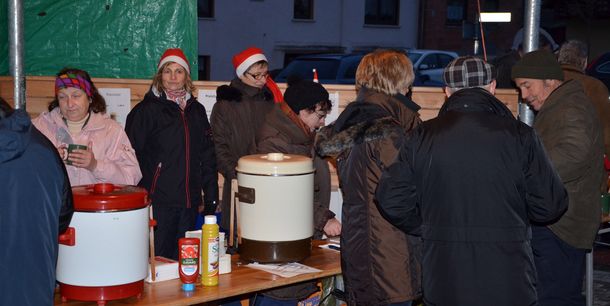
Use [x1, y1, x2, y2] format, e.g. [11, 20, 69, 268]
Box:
[145, 256, 179, 283]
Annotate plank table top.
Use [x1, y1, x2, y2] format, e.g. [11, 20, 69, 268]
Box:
[54, 240, 341, 306]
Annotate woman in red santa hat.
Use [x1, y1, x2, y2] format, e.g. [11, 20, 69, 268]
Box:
[125, 48, 219, 260]
[210, 46, 282, 235]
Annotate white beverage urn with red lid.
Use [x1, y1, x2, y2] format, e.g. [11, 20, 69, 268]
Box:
[56, 183, 151, 305]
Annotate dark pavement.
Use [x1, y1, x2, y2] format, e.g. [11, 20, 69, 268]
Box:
[592, 228, 610, 306]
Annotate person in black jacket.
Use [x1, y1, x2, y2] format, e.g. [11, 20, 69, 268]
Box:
[126, 48, 218, 260]
[0, 97, 74, 306]
[316, 49, 423, 305]
[376, 56, 568, 306]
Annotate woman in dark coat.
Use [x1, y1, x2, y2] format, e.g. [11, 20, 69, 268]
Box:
[316, 49, 422, 306]
[211, 47, 280, 233]
[126, 48, 218, 260]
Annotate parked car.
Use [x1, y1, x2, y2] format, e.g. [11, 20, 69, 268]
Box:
[586, 51, 610, 90]
[274, 53, 363, 85]
[274, 51, 456, 87]
[405, 49, 459, 84]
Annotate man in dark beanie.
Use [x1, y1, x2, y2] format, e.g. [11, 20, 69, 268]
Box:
[376, 56, 567, 306]
[513, 49, 606, 305]
[251, 78, 340, 306]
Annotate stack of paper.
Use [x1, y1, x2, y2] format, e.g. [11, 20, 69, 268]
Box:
[145, 256, 179, 283]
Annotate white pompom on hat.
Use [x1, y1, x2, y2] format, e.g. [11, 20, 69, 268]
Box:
[232, 47, 268, 77]
[158, 48, 190, 74]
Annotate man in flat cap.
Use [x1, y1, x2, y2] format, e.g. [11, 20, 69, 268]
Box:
[377, 56, 567, 306]
[513, 49, 606, 305]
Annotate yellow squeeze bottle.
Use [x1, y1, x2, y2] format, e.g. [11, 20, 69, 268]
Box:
[201, 215, 219, 286]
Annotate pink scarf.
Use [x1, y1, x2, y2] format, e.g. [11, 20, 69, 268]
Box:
[165, 88, 188, 110]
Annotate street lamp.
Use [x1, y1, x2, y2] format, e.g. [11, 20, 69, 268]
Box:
[474, 12, 512, 59]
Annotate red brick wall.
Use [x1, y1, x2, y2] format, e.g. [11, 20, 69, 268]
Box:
[420, 0, 524, 57]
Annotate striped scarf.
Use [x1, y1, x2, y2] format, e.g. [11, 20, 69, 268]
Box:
[165, 88, 188, 110]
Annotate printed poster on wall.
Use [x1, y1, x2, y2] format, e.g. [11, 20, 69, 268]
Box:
[198, 89, 216, 120]
[98, 88, 131, 127]
[325, 92, 340, 125]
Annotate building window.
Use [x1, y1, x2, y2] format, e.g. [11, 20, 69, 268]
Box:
[446, 0, 466, 25]
[364, 0, 399, 26]
[198, 0, 214, 18]
[198, 56, 210, 81]
[294, 0, 314, 20]
[483, 0, 499, 11]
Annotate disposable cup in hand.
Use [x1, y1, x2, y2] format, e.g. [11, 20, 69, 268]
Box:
[65, 144, 87, 165]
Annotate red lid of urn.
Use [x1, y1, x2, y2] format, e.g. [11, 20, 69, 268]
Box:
[71, 183, 149, 212]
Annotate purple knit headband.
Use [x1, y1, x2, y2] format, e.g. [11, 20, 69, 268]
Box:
[55, 73, 93, 98]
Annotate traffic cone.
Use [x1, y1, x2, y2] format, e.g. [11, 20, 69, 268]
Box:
[312, 69, 319, 83]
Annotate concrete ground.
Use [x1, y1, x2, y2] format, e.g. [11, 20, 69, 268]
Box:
[593, 240, 610, 306]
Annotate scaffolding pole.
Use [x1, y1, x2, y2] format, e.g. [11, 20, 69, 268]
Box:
[518, 0, 541, 126]
[8, 0, 25, 110]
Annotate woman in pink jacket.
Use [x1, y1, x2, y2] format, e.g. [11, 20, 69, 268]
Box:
[32, 68, 141, 186]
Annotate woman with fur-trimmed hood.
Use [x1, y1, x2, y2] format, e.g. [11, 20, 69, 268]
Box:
[211, 47, 280, 233]
[315, 49, 422, 306]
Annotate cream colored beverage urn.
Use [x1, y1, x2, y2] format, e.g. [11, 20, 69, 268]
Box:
[236, 153, 314, 263]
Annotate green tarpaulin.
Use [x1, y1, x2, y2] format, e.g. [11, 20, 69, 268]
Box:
[0, 0, 197, 79]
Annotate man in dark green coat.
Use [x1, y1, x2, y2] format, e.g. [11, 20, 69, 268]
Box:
[513, 49, 606, 306]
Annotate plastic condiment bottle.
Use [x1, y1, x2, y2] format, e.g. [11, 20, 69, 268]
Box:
[201, 215, 219, 286]
[178, 237, 200, 291]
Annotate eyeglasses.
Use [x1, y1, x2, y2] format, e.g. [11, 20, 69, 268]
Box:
[314, 111, 328, 120]
[246, 71, 269, 81]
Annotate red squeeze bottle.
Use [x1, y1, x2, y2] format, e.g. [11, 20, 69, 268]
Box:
[178, 237, 200, 291]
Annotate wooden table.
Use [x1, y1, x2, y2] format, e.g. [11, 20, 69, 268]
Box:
[54, 241, 341, 306]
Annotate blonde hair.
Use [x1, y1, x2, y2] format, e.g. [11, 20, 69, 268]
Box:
[152, 62, 196, 93]
[355, 49, 414, 95]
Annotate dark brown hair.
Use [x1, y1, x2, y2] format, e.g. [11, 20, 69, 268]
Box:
[304, 99, 332, 113]
[48, 68, 106, 113]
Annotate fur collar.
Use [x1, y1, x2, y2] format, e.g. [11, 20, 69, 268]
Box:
[216, 85, 242, 102]
[315, 117, 402, 158]
[216, 78, 274, 103]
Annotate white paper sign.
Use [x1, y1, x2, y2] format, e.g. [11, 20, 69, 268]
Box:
[98, 88, 131, 127]
[198, 89, 217, 120]
[246, 262, 322, 278]
[325, 92, 340, 125]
